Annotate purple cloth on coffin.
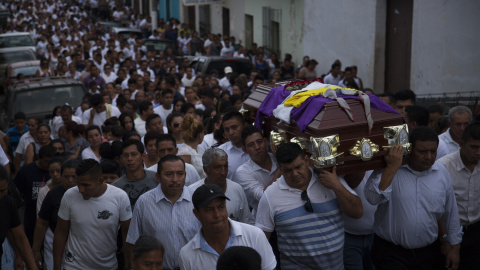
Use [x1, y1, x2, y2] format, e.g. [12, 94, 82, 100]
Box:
[254, 86, 292, 128]
[292, 93, 399, 132]
[254, 86, 399, 132]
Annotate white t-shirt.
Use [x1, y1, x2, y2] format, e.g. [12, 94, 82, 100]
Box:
[57, 185, 131, 270]
[323, 73, 342, 86]
[179, 220, 276, 270]
[189, 179, 255, 225]
[0, 147, 9, 166]
[134, 117, 147, 138]
[153, 106, 173, 127]
[81, 147, 101, 162]
[16, 131, 35, 155]
[82, 106, 121, 127]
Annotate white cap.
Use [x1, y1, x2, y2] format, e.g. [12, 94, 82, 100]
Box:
[224, 66, 233, 74]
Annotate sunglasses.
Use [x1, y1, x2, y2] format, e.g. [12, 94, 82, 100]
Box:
[173, 122, 181, 128]
[301, 190, 313, 213]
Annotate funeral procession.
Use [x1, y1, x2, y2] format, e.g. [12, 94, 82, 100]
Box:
[0, 0, 479, 270]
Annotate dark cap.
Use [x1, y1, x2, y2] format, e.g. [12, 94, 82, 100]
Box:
[193, 184, 230, 209]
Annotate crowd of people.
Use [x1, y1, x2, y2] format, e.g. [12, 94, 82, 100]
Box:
[1, 0, 480, 270]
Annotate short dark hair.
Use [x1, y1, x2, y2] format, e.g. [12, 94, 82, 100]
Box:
[405, 105, 429, 127]
[222, 111, 245, 127]
[132, 236, 165, 261]
[100, 159, 121, 177]
[200, 88, 214, 98]
[89, 94, 103, 107]
[61, 159, 79, 175]
[38, 145, 56, 159]
[331, 63, 341, 70]
[427, 104, 443, 114]
[180, 103, 195, 115]
[161, 88, 173, 97]
[276, 142, 305, 165]
[241, 125, 262, 146]
[409, 126, 439, 148]
[144, 131, 161, 145]
[157, 154, 185, 174]
[76, 159, 102, 178]
[14, 112, 26, 120]
[139, 101, 152, 114]
[122, 139, 145, 154]
[394, 89, 416, 104]
[48, 156, 65, 168]
[86, 125, 102, 136]
[146, 114, 161, 128]
[462, 123, 480, 142]
[156, 134, 176, 148]
[216, 246, 262, 270]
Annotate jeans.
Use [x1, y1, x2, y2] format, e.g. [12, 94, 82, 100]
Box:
[343, 232, 375, 270]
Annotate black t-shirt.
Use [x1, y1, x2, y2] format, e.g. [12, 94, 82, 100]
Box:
[0, 194, 21, 257]
[38, 184, 67, 232]
[13, 162, 50, 243]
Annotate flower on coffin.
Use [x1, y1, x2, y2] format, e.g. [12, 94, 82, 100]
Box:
[284, 77, 324, 91]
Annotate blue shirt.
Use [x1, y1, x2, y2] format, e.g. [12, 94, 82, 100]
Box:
[7, 125, 28, 153]
[126, 185, 200, 270]
[365, 162, 463, 249]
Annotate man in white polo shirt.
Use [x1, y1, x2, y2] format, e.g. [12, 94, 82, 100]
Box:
[179, 184, 276, 270]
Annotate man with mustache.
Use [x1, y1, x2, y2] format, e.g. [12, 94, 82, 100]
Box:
[126, 155, 200, 270]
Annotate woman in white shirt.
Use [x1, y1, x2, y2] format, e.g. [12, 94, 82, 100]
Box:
[177, 114, 205, 178]
[81, 125, 102, 162]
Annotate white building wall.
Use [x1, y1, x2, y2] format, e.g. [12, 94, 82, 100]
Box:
[303, 0, 379, 90]
[244, 0, 305, 64]
[410, 0, 480, 95]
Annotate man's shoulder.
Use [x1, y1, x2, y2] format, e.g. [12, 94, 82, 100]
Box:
[218, 141, 232, 151]
[112, 175, 128, 187]
[437, 151, 458, 166]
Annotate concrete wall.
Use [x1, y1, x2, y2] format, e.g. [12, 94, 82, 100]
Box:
[244, 0, 305, 64]
[303, 0, 379, 90]
[410, 0, 480, 95]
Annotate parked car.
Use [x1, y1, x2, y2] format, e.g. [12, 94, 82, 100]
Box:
[0, 60, 40, 94]
[0, 78, 87, 130]
[111, 27, 143, 40]
[96, 21, 121, 32]
[189, 56, 253, 77]
[0, 32, 35, 53]
[0, 48, 37, 94]
[144, 39, 176, 54]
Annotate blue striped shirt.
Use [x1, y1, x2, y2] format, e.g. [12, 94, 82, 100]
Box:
[126, 185, 200, 270]
[256, 170, 351, 270]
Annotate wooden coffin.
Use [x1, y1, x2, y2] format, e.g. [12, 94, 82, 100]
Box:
[243, 82, 407, 175]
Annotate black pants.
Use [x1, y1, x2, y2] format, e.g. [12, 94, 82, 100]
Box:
[371, 235, 438, 270]
[459, 221, 480, 270]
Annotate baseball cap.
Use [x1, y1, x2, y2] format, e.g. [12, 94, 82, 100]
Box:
[193, 184, 230, 209]
[224, 66, 233, 74]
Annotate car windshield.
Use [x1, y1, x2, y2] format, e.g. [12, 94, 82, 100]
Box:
[145, 40, 173, 52]
[0, 51, 35, 65]
[15, 85, 85, 116]
[0, 35, 35, 48]
[118, 31, 143, 40]
[12, 65, 39, 77]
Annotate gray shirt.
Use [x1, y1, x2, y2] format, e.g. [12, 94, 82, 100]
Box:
[112, 170, 158, 208]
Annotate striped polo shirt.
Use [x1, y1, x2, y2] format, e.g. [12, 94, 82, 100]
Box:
[256, 169, 355, 269]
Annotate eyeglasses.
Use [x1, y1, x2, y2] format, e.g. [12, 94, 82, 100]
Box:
[301, 190, 313, 213]
[173, 122, 181, 128]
